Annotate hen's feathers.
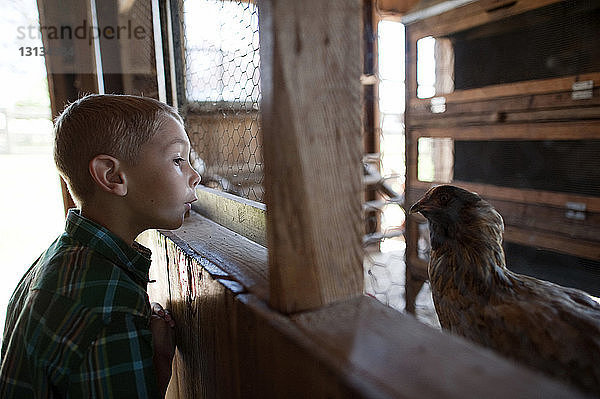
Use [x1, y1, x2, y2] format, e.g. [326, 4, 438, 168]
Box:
[411, 185, 600, 395]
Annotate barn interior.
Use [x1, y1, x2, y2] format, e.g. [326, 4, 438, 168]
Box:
[1, 0, 598, 397]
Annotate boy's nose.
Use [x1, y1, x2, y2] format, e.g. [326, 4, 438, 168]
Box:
[189, 166, 201, 187]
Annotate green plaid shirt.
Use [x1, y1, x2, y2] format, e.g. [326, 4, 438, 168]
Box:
[0, 209, 160, 398]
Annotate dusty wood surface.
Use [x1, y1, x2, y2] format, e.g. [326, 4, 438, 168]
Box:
[192, 186, 267, 247]
[142, 219, 586, 399]
[159, 211, 268, 302]
[292, 296, 585, 399]
[144, 231, 242, 398]
[260, 0, 364, 313]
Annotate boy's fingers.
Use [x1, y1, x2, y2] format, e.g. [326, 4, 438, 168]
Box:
[163, 310, 176, 327]
[151, 302, 175, 327]
[151, 302, 165, 316]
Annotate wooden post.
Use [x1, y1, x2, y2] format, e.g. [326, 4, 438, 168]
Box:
[94, 0, 160, 98]
[260, 0, 364, 313]
[37, 0, 101, 213]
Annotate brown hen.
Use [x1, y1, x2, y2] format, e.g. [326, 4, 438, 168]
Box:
[410, 185, 600, 396]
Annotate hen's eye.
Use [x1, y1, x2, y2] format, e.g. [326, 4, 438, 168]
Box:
[439, 194, 449, 203]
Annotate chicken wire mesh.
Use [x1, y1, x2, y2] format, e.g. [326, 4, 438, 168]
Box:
[181, 0, 263, 202]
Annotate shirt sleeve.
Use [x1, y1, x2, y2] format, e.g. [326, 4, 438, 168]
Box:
[68, 312, 161, 399]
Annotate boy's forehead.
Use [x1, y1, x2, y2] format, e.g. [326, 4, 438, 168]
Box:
[151, 118, 190, 147]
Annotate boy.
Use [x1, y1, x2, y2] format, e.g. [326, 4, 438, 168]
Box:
[0, 94, 200, 398]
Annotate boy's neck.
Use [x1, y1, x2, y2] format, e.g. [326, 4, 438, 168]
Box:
[80, 203, 142, 246]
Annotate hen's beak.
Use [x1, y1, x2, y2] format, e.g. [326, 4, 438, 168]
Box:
[409, 198, 430, 214]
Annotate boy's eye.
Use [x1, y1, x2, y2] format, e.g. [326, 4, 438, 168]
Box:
[174, 157, 186, 166]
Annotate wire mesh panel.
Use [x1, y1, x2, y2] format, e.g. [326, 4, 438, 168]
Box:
[181, 0, 262, 202]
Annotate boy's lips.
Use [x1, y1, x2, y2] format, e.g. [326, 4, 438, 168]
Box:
[184, 197, 197, 210]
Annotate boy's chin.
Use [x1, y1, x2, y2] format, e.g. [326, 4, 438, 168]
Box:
[155, 216, 185, 231]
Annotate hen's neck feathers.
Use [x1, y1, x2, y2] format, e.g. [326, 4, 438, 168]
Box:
[429, 202, 513, 295]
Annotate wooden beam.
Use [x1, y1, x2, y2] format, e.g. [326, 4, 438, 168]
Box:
[408, 121, 600, 140]
[260, 0, 364, 313]
[404, 0, 562, 38]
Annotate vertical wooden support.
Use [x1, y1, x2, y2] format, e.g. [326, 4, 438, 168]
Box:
[95, 0, 160, 98]
[363, 0, 380, 237]
[260, 0, 364, 313]
[37, 0, 101, 213]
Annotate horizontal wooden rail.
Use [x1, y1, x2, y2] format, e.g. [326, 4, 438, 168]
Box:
[139, 212, 586, 398]
[192, 185, 267, 247]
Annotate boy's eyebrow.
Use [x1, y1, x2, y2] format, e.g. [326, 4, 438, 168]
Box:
[165, 138, 189, 148]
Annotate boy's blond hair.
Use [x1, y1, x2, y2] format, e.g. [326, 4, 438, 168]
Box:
[54, 94, 183, 204]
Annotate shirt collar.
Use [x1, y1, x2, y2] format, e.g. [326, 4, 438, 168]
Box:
[65, 209, 152, 285]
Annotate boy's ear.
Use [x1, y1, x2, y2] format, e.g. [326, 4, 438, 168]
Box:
[89, 155, 128, 196]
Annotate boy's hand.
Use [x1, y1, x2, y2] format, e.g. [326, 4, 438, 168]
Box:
[150, 302, 176, 397]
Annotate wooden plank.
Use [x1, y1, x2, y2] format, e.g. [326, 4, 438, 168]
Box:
[234, 294, 362, 398]
[492, 200, 600, 248]
[410, 73, 600, 105]
[409, 78, 600, 113]
[193, 186, 267, 247]
[292, 295, 583, 399]
[363, 0, 381, 238]
[260, 0, 364, 313]
[137, 230, 182, 399]
[161, 211, 269, 302]
[407, 254, 429, 280]
[148, 230, 241, 399]
[408, 121, 600, 140]
[406, 0, 562, 38]
[504, 227, 600, 262]
[409, 106, 600, 128]
[401, 0, 476, 24]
